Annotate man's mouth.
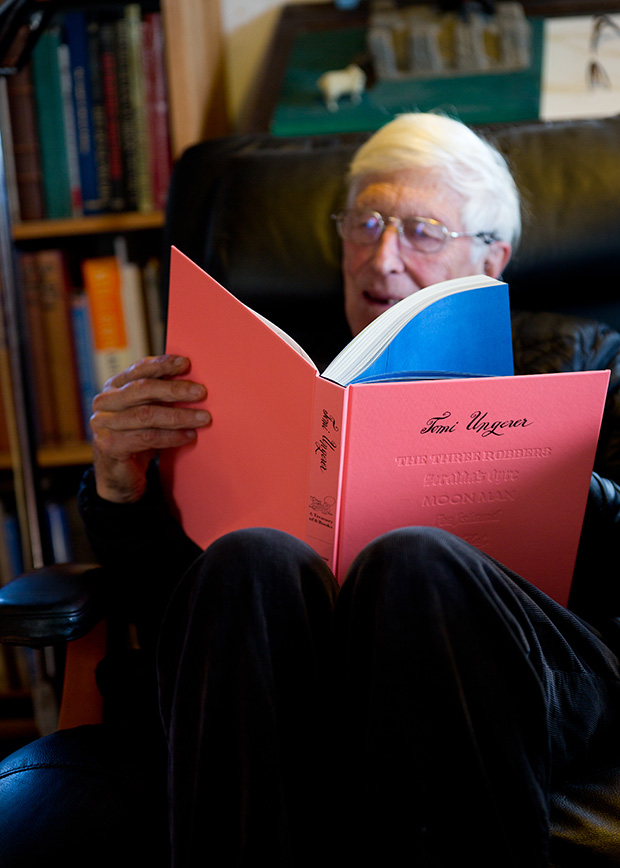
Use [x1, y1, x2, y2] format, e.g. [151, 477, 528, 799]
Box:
[362, 290, 401, 307]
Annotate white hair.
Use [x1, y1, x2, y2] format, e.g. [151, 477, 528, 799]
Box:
[347, 112, 521, 249]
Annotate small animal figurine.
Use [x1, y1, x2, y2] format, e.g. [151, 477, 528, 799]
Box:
[317, 64, 366, 111]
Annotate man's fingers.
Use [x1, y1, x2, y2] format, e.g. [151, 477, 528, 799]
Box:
[103, 354, 191, 389]
[92, 403, 211, 434]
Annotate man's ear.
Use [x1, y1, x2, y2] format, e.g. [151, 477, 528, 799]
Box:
[483, 241, 512, 278]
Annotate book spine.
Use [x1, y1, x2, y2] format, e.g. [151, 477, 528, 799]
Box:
[305, 377, 347, 573]
[82, 255, 131, 389]
[70, 293, 99, 439]
[114, 13, 138, 211]
[57, 41, 83, 216]
[63, 10, 103, 214]
[31, 27, 73, 219]
[142, 11, 171, 211]
[143, 257, 165, 354]
[6, 64, 45, 221]
[19, 251, 58, 446]
[125, 4, 153, 213]
[36, 249, 85, 443]
[99, 17, 126, 212]
[121, 261, 151, 361]
[87, 17, 112, 212]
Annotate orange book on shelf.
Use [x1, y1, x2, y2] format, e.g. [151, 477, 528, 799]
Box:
[35, 249, 84, 444]
[82, 255, 130, 390]
[160, 248, 609, 607]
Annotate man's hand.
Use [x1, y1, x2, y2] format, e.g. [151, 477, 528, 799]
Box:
[90, 355, 210, 504]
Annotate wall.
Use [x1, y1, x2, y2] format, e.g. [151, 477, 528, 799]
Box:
[221, 0, 330, 127]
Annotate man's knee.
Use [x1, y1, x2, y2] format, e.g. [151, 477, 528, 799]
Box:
[190, 527, 336, 603]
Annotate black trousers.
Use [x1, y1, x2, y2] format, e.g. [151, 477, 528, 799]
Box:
[156, 527, 620, 868]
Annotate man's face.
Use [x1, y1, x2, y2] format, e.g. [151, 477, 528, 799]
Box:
[342, 169, 500, 336]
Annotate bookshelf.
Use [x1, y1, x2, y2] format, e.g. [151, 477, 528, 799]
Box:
[2, 0, 225, 468]
[0, 0, 226, 742]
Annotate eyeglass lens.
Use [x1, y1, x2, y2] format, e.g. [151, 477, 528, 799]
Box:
[339, 211, 447, 252]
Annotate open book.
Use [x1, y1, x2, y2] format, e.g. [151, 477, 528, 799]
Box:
[160, 248, 609, 605]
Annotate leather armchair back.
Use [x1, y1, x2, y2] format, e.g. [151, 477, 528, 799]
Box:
[164, 115, 620, 369]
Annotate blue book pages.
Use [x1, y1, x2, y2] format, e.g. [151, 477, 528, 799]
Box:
[63, 10, 102, 214]
[349, 283, 514, 385]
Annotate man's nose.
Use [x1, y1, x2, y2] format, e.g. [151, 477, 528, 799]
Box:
[370, 224, 406, 274]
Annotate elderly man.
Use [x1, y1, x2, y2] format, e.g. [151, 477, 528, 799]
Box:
[80, 113, 620, 868]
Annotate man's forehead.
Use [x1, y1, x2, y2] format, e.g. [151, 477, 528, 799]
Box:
[348, 169, 466, 221]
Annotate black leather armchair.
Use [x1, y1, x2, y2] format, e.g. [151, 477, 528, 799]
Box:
[3, 114, 620, 866]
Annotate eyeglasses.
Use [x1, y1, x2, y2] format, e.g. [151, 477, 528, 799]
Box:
[332, 210, 499, 254]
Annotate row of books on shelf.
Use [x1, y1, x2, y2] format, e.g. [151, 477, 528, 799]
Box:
[18, 243, 165, 450]
[1, 3, 171, 223]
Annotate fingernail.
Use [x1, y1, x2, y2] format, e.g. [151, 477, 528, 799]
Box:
[195, 411, 211, 424]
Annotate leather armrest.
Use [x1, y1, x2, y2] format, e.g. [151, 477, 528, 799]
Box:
[0, 564, 106, 647]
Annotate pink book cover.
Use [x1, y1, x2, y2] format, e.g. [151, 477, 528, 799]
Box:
[161, 249, 609, 605]
[160, 248, 324, 551]
[334, 371, 609, 603]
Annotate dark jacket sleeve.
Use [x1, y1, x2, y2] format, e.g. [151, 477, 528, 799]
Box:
[78, 461, 202, 651]
[512, 311, 620, 483]
[570, 473, 620, 647]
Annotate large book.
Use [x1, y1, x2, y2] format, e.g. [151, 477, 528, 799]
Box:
[35, 250, 84, 444]
[160, 249, 609, 606]
[31, 27, 73, 219]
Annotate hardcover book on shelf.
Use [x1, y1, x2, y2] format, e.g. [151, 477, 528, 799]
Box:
[19, 251, 58, 446]
[125, 3, 153, 213]
[63, 10, 102, 214]
[5, 40, 45, 220]
[160, 249, 609, 606]
[142, 11, 171, 211]
[98, 13, 126, 212]
[31, 26, 74, 219]
[114, 10, 138, 212]
[70, 293, 99, 439]
[82, 251, 151, 389]
[35, 249, 84, 444]
[57, 40, 83, 216]
[82, 254, 130, 389]
[86, 16, 112, 212]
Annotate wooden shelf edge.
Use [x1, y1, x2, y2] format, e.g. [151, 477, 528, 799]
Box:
[1, 443, 93, 470]
[12, 211, 165, 241]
